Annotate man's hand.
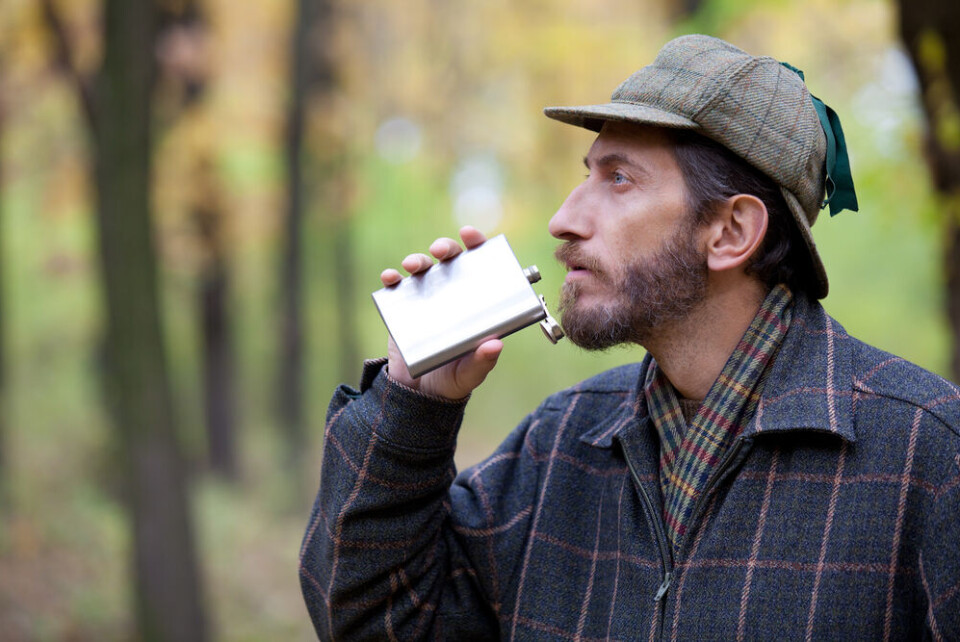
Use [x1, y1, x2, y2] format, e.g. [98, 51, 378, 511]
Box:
[379, 226, 504, 400]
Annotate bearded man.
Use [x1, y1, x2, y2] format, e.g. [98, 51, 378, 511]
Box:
[300, 35, 960, 641]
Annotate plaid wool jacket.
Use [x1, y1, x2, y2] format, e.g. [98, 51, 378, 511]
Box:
[300, 296, 960, 641]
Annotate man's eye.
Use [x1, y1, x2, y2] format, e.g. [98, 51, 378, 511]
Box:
[612, 172, 627, 184]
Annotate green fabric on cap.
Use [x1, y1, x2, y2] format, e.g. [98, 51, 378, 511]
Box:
[781, 62, 859, 216]
[543, 35, 854, 299]
[814, 99, 859, 216]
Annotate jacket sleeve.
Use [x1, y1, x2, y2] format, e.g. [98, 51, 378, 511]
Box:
[298, 358, 540, 640]
[919, 442, 960, 641]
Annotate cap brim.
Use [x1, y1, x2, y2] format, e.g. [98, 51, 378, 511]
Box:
[782, 188, 829, 299]
[544, 102, 699, 132]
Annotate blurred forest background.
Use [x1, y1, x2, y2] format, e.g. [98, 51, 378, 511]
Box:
[1, 0, 959, 639]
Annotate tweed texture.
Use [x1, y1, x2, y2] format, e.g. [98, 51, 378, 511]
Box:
[544, 34, 831, 298]
[648, 285, 793, 553]
[301, 297, 960, 640]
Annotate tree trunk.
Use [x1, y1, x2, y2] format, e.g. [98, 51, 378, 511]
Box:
[153, 3, 239, 480]
[279, 0, 315, 476]
[195, 167, 238, 480]
[897, 0, 960, 381]
[312, 2, 356, 387]
[200, 251, 237, 479]
[0, 55, 7, 500]
[94, 0, 208, 639]
[332, 194, 359, 386]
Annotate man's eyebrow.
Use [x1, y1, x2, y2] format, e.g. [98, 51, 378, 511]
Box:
[583, 153, 648, 175]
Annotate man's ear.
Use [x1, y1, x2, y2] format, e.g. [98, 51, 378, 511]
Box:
[702, 194, 768, 273]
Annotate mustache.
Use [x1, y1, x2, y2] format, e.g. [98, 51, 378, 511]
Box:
[554, 242, 605, 277]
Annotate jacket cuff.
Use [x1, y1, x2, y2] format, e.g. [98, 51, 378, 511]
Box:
[359, 359, 468, 452]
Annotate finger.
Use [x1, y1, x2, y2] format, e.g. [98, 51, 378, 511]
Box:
[474, 338, 504, 362]
[429, 237, 464, 261]
[385, 335, 416, 389]
[459, 225, 488, 250]
[380, 268, 403, 286]
[454, 338, 503, 391]
[401, 253, 435, 275]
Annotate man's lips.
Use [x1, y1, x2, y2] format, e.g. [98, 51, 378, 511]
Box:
[554, 242, 603, 278]
[564, 267, 592, 280]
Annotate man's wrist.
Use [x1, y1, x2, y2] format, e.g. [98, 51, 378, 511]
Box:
[385, 365, 472, 404]
[363, 364, 468, 452]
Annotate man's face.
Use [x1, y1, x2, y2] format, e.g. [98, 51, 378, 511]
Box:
[549, 122, 708, 349]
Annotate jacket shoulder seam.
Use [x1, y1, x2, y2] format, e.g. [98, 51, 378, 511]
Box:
[853, 381, 960, 441]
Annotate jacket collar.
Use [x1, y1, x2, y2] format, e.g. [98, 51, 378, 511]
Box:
[742, 295, 855, 442]
[579, 295, 856, 449]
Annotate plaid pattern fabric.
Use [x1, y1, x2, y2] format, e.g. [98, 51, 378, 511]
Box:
[301, 296, 960, 641]
[647, 285, 793, 553]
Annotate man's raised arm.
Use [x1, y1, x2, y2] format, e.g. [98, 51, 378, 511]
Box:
[299, 227, 513, 640]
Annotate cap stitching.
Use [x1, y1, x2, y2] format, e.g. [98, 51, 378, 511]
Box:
[690, 56, 757, 123]
[658, 50, 719, 121]
[742, 61, 781, 172]
[781, 70, 814, 205]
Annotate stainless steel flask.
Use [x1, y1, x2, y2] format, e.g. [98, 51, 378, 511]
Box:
[372, 234, 563, 378]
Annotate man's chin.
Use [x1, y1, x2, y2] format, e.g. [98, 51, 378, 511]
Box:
[559, 283, 612, 313]
[558, 304, 636, 352]
[563, 329, 634, 352]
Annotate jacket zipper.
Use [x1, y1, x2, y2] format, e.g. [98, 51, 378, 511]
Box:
[624, 449, 673, 640]
[625, 436, 754, 640]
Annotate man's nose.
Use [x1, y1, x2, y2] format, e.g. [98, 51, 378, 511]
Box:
[549, 182, 592, 241]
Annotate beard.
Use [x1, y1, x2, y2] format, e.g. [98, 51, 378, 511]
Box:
[555, 224, 708, 350]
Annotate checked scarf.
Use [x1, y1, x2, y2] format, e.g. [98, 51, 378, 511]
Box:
[644, 284, 794, 555]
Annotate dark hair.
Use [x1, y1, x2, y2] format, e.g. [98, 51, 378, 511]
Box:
[667, 129, 817, 296]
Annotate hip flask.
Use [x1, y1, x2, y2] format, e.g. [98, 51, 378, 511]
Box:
[371, 234, 563, 378]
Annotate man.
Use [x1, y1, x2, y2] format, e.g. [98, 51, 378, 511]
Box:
[300, 35, 960, 640]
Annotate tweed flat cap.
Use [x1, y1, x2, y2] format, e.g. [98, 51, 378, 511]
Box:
[544, 34, 833, 298]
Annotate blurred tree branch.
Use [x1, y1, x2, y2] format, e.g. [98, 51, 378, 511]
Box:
[40, 0, 97, 131]
[898, 0, 960, 381]
[667, 0, 706, 21]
